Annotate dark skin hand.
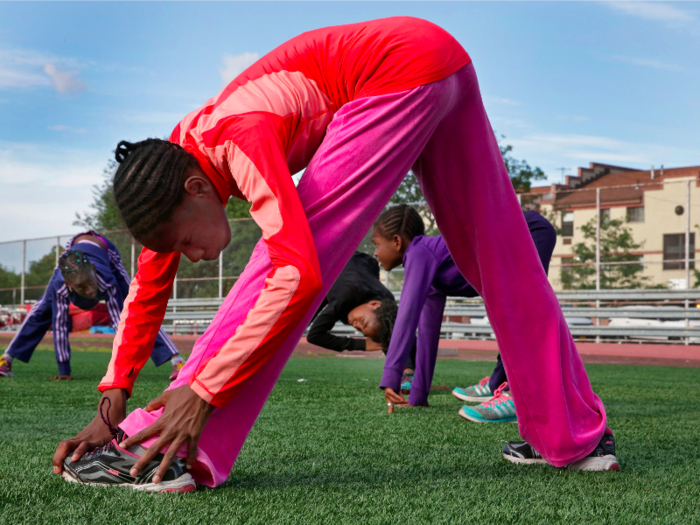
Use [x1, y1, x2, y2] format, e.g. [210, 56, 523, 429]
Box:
[385, 387, 410, 413]
[53, 388, 127, 474]
[119, 385, 214, 484]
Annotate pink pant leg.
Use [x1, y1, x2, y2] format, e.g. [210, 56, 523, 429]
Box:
[119, 82, 454, 486]
[413, 63, 607, 466]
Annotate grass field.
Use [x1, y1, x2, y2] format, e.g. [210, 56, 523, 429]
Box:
[1, 350, 700, 524]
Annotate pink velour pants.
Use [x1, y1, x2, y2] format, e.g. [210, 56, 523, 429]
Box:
[120, 63, 607, 486]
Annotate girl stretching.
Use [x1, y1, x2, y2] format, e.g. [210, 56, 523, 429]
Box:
[0, 232, 183, 381]
[372, 205, 556, 423]
[53, 17, 616, 493]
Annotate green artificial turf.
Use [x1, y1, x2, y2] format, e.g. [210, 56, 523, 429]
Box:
[1, 350, 699, 525]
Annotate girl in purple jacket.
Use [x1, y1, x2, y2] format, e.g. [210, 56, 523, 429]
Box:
[372, 205, 556, 419]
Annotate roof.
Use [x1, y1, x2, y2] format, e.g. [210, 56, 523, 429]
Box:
[550, 165, 700, 209]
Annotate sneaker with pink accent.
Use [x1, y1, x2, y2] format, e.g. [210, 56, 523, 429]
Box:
[452, 376, 491, 402]
[62, 429, 196, 492]
[169, 360, 185, 381]
[0, 356, 13, 377]
[458, 382, 517, 423]
[503, 434, 620, 472]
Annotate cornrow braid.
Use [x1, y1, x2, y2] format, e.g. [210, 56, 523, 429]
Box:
[58, 250, 92, 279]
[374, 204, 425, 241]
[112, 139, 197, 239]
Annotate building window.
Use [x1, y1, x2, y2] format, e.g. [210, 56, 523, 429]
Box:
[599, 208, 611, 224]
[627, 206, 644, 223]
[663, 233, 695, 270]
[562, 211, 574, 237]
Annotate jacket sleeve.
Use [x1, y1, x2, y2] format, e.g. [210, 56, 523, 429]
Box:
[307, 304, 366, 351]
[98, 249, 180, 396]
[188, 116, 323, 408]
[379, 244, 439, 392]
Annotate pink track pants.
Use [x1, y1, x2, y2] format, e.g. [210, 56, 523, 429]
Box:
[120, 63, 607, 486]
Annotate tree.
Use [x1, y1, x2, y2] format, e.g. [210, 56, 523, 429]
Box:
[499, 140, 547, 193]
[74, 160, 124, 232]
[560, 216, 648, 289]
[0, 264, 20, 304]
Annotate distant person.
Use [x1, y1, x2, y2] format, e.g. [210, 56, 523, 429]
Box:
[307, 250, 417, 387]
[0, 232, 185, 381]
[371, 206, 556, 425]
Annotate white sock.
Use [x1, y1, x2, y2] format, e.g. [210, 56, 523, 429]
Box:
[2, 354, 12, 363]
[171, 355, 184, 365]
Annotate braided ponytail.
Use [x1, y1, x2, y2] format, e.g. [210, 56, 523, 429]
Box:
[374, 204, 425, 241]
[112, 138, 197, 239]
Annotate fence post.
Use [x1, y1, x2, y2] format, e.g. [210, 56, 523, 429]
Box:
[130, 238, 136, 280]
[595, 188, 601, 343]
[219, 251, 223, 298]
[173, 276, 177, 313]
[20, 240, 26, 305]
[685, 180, 691, 344]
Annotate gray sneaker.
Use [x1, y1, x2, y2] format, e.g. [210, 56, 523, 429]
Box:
[502, 434, 620, 471]
[62, 430, 196, 493]
[452, 376, 491, 402]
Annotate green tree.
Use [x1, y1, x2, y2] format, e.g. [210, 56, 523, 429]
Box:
[560, 216, 648, 289]
[0, 264, 20, 304]
[74, 160, 124, 232]
[499, 140, 547, 193]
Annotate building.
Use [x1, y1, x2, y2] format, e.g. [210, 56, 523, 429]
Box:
[531, 162, 700, 290]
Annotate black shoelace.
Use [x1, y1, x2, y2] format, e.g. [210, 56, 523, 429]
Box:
[99, 397, 120, 439]
[80, 398, 120, 461]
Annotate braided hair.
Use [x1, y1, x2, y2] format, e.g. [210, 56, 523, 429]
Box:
[371, 298, 399, 352]
[112, 139, 198, 239]
[58, 250, 93, 280]
[374, 204, 425, 241]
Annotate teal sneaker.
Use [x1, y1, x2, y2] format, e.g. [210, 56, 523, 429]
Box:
[400, 370, 414, 394]
[452, 376, 492, 403]
[458, 383, 517, 423]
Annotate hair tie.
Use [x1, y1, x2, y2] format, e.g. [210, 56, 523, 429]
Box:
[115, 141, 135, 164]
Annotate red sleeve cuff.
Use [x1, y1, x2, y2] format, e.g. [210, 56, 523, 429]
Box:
[97, 376, 136, 398]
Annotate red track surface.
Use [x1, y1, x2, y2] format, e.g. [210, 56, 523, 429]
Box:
[2, 333, 698, 367]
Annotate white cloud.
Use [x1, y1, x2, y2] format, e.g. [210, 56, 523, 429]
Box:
[220, 52, 259, 84]
[508, 133, 698, 170]
[610, 55, 692, 72]
[48, 125, 87, 133]
[43, 63, 84, 94]
[0, 141, 107, 241]
[0, 47, 86, 92]
[605, 1, 695, 23]
[0, 67, 50, 88]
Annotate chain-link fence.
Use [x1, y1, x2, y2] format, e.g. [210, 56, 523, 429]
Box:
[0, 219, 262, 306]
[1, 176, 698, 306]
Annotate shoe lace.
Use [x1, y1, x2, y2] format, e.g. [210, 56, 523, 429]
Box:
[99, 397, 119, 439]
[481, 382, 510, 409]
[477, 376, 490, 387]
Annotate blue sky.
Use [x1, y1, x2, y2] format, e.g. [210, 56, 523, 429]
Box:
[1, 1, 699, 242]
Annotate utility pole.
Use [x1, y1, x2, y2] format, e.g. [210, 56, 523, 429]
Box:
[556, 167, 569, 185]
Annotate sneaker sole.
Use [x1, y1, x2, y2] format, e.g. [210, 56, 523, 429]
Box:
[452, 390, 490, 403]
[458, 407, 517, 424]
[567, 455, 620, 472]
[502, 452, 548, 465]
[0, 372, 14, 377]
[503, 453, 620, 471]
[62, 470, 196, 493]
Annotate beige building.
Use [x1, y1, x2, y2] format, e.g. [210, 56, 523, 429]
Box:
[531, 162, 700, 290]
